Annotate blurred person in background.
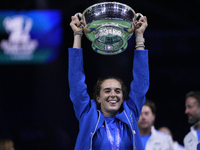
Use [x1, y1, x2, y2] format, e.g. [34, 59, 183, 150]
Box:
[0, 139, 14, 150]
[137, 99, 174, 150]
[184, 91, 200, 150]
[159, 126, 185, 150]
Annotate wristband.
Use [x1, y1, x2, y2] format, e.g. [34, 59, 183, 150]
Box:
[74, 31, 83, 36]
[135, 44, 145, 48]
[136, 37, 145, 43]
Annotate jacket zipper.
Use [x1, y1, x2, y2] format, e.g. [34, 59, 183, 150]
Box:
[124, 110, 136, 150]
[90, 110, 101, 150]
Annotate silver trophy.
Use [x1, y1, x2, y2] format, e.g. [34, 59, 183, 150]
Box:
[76, 2, 143, 55]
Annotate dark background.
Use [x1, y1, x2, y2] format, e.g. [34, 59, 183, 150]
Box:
[1, 0, 200, 149]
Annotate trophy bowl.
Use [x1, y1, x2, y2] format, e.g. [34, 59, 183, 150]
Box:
[79, 2, 142, 55]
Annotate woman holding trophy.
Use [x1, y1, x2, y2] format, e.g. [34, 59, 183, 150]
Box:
[68, 2, 149, 150]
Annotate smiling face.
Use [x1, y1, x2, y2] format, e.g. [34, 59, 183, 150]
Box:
[185, 96, 200, 124]
[96, 79, 123, 117]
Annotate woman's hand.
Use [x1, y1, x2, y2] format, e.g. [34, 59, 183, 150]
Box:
[69, 15, 83, 33]
[135, 16, 148, 37]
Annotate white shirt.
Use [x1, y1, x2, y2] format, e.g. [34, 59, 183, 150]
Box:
[145, 126, 174, 150]
[173, 141, 185, 150]
[183, 124, 199, 150]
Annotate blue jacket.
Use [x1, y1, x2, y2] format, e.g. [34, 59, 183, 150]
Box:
[68, 48, 149, 150]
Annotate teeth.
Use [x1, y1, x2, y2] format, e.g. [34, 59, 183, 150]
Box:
[109, 100, 117, 103]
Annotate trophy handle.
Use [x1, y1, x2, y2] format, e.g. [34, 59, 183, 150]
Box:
[74, 12, 84, 28]
[75, 12, 82, 20]
[135, 13, 143, 23]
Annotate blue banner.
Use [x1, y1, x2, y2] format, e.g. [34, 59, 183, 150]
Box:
[0, 10, 63, 64]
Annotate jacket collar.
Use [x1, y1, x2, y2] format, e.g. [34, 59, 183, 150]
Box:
[190, 123, 198, 138]
[96, 110, 132, 130]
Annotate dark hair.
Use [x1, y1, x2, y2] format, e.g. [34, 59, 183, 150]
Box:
[93, 76, 127, 109]
[186, 91, 200, 107]
[144, 99, 156, 115]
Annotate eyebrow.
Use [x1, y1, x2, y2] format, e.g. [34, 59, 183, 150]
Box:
[103, 88, 122, 91]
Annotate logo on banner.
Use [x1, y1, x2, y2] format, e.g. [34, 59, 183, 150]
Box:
[0, 15, 38, 56]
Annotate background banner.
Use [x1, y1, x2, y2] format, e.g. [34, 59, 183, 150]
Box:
[0, 10, 63, 64]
